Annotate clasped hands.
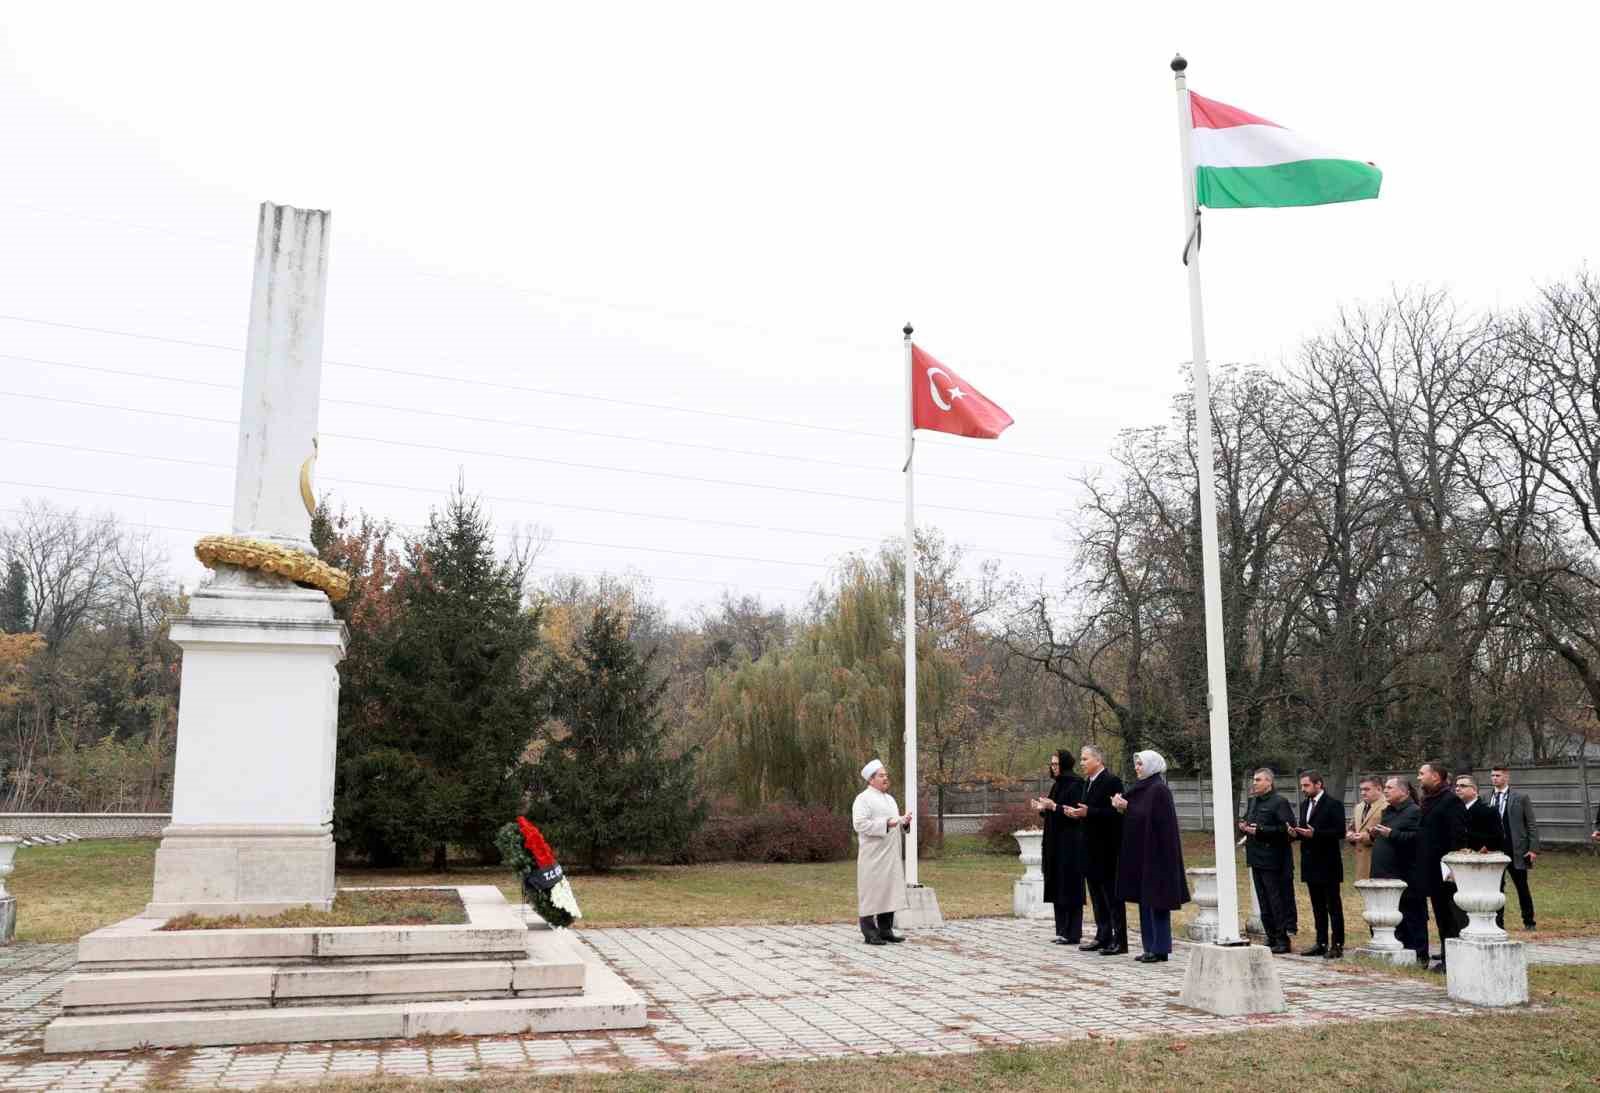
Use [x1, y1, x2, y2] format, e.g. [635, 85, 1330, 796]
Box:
[1030, 797, 1088, 819]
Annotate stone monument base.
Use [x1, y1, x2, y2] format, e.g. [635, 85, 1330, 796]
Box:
[1178, 943, 1286, 1016]
[148, 824, 336, 918]
[44, 886, 645, 1053]
[898, 884, 944, 928]
[1446, 936, 1529, 1007]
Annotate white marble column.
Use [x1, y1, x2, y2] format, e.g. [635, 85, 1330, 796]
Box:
[149, 203, 346, 918]
[232, 202, 330, 554]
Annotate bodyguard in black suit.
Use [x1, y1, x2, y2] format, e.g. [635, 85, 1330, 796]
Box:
[1415, 761, 1469, 972]
[1291, 770, 1346, 958]
[1239, 767, 1297, 954]
[1065, 744, 1126, 954]
[1456, 776, 1503, 853]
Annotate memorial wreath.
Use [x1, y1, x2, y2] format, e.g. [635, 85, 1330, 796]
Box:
[496, 816, 582, 927]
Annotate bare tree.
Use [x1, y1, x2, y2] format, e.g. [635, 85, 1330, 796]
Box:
[0, 499, 118, 645]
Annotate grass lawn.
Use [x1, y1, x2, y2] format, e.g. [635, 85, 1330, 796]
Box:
[8, 832, 1595, 944]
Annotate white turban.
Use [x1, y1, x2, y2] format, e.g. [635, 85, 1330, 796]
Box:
[861, 759, 885, 781]
[1134, 750, 1168, 778]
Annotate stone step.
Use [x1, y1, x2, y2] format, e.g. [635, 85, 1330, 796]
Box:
[62, 954, 586, 1013]
[44, 958, 646, 1053]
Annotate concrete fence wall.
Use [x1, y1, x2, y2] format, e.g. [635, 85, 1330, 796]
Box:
[0, 813, 171, 839]
[936, 765, 1600, 845]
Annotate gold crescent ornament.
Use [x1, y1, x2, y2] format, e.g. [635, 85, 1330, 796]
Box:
[299, 436, 319, 516]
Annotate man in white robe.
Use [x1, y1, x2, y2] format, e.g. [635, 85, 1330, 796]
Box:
[852, 759, 911, 945]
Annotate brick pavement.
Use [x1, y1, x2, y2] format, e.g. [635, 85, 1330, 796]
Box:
[2, 920, 1594, 1090]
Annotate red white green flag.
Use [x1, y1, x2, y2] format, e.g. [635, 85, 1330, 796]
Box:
[1189, 91, 1381, 209]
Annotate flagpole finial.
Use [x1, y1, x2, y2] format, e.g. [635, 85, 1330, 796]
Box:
[1170, 54, 1187, 73]
[903, 323, 913, 339]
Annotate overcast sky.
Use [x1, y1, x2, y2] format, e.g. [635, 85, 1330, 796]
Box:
[2, 3, 1596, 618]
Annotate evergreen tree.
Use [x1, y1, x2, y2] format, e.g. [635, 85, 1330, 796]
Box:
[337, 486, 542, 868]
[1, 559, 29, 634]
[530, 607, 704, 871]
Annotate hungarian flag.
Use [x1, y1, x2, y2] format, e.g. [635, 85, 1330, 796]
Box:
[911, 345, 1013, 439]
[1190, 91, 1381, 209]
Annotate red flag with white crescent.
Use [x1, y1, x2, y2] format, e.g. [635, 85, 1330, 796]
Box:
[911, 345, 1014, 439]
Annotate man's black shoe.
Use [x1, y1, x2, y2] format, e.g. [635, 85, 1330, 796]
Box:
[1303, 943, 1328, 957]
[1135, 953, 1169, 963]
[1270, 938, 1291, 955]
[864, 933, 886, 946]
[1051, 937, 1070, 945]
[1324, 944, 1343, 959]
[1099, 943, 1130, 956]
[1079, 940, 1104, 952]
[1428, 961, 1446, 974]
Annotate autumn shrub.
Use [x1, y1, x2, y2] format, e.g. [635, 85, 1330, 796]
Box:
[678, 802, 851, 863]
[979, 801, 1043, 854]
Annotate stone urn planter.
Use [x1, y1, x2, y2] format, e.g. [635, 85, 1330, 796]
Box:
[1012, 829, 1049, 918]
[1444, 851, 1511, 941]
[0, 837, 17, 899]
[1185, 867, 1219, 941]
[1353, 878, 1409, 962]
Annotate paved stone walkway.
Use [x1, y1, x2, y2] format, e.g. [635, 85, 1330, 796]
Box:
[2, 921, 1595, 1090]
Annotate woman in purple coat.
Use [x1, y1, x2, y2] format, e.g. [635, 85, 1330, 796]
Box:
[1112, 750, 1189, 963]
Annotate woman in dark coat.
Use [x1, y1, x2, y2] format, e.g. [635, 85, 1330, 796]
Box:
[1112, 749, 1189, 963]
[1032, 748, 1087, 944]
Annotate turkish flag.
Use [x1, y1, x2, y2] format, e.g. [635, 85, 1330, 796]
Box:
[911, 345, 1014, 439]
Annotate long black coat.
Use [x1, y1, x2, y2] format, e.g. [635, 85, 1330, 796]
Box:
[1413, 788, 1468, 896]
[1296, 793, 1346, 885]
[1462, 798, 1504, 852]
[1116, 775, 1190, 911]
[1242, 791, 1295, 873]
[1371, 796, 1419, 881]
[1040, 774, 1086, 906]
[1079, 769, 1125, 883]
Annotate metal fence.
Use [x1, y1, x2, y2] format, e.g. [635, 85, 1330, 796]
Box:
[937, 765, 1600, 844]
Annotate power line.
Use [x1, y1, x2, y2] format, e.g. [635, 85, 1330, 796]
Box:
[0, 311, 1105, 466]
[3, 349, 1077, 492]
[0, 390, 1070, 523]
[0, 437, 1071, 563]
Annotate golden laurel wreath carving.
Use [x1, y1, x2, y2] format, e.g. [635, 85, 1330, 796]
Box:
[194, 535, 351, 602]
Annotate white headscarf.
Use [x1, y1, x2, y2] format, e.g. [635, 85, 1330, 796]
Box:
[1134, 750, 1168, 778]
[861, 759, 885, 781]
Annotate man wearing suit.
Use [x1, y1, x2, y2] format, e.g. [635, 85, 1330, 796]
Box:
[1415, 761, 1468, 973]
[1372, 776, 1426, 964]
[1488, 767, 1539, 930]
[1065, 744, 1127, 955]
[1290, 770, 1346, 958]
[1345, 776, 1386, 882]
[1456, 776, 1503, 852]
[1238, 767, 1297, 954]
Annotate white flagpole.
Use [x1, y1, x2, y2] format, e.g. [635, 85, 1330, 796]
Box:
[1172, 55, 1242, 945]
[902, 322, 919, 883]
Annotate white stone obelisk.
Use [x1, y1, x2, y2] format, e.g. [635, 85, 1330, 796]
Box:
[148, 202, 347, 917]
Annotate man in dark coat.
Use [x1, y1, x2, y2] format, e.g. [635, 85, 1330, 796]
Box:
[1066, 744, 1127, 954]
[1372, 776, 1425, 962]
[1238, 767, 1297, 954]
[1414, 761, 1468, 972]
[1290, 770, 1346, 958]
[1489, 766, 1540, 930]
[1033, 748, 1086, 944]
[1456, 775, 1503, 853]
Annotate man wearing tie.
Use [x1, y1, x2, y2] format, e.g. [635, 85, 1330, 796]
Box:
[1290, 770, 1346, 958]
[1344, 776, 1386, 882]
[1488, 766, 1539, 931]
[1066, 745, 1127, 955]
[1456, 776, 1503, 852]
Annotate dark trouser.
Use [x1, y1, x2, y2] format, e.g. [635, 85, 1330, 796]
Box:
[1253, 866, 1295, 940]
[859, 912, 895, 939]
[1087, 875, 1126, 945]
[1498, 866, 1535, 928]
[1428, 883, 1463, 962]
[1052, 899, 1084, 942]
[1398, 889, 1428, 961]
[1306, 882, 1345, 947]
[1137, 902, 1172, 955]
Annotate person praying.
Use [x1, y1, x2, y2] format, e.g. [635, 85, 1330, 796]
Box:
[851, 759, 912, 945]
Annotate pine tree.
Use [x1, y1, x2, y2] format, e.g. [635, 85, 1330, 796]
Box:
[339, 486, 542, 867]
[530, 607, 705, 870]
[0, 559, 29, 634]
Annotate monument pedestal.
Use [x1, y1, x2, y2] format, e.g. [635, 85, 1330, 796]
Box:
[1178, 943, 1286, 1016]
[1443, 850, 1528, 1007]
[147, 568, 345, 918]
[1011, 830, 1051, 919]
[1185, 868, 1219, 941]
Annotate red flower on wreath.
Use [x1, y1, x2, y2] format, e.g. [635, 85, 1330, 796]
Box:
[516, 816, 558, 869]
